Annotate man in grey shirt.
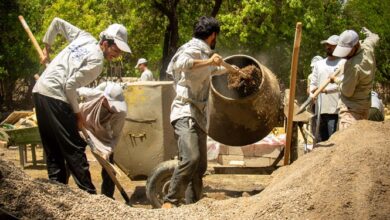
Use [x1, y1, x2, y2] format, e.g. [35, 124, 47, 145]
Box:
[32, 18, 131, 194]
[162, 16, 227, 208]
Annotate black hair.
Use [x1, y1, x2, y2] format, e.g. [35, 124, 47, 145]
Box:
[100, 36, 115, 46]
[193, 16, 220, 40]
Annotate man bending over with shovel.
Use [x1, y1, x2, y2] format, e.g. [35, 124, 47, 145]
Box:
[33, 17, 131, 193]
[77, 82, 127, 198]
[330, 28, 379, 130]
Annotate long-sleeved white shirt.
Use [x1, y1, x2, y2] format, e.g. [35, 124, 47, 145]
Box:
[33, 17, 104, 113]
[167, 38, 226, 131]
[310, 57, 345, 114]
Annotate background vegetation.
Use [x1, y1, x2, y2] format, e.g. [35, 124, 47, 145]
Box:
[1, 0, 389, 111]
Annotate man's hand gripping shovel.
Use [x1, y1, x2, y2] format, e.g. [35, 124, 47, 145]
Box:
[296, 67, 343, 115]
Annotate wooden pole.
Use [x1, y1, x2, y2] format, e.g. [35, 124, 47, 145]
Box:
[18, 15, 45, 61]
[284, 22, 302, 165]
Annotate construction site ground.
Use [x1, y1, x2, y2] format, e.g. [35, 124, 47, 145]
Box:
[0, 145, 271, 209]
[1, 120, 389, 219]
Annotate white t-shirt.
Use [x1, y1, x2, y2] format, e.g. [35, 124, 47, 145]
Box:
[139, 69, 154, 81]
[310, 57, 346, 114]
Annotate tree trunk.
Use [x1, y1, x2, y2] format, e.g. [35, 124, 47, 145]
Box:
[211, 0, 222, 17]
[154, 0, 180, 81]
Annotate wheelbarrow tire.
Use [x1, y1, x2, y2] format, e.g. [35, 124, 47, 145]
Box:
[146, 159, 178, 208]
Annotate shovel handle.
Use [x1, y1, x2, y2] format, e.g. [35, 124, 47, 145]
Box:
[18, 16, 46, 63]
[220, 60, 247, 76]
[312, 67, 342, 98]
[296, 66, 343, 115]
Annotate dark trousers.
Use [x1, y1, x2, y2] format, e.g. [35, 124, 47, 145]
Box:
[164, 117, 207, 205]
[319, 114, 338, 142]
[101, 154, 115, 198]
[33, 93, 96, 194]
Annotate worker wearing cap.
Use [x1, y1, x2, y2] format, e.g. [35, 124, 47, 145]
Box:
[310, 35, 346, 141]
[330, 28, 380, 130]
[77, 82, 127, 198]
[162, 16, 227, 208]
[135, 58, 154, 81]
[32, 17, 131, 194]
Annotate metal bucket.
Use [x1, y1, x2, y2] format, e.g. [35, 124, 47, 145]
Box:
[208, 55, 281, 146]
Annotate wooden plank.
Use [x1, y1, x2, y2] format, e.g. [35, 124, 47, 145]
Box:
[1, 111, 34, 126]
[284, 22, 302, 165]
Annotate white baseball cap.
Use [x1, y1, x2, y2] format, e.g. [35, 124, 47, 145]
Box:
[135, 58, 148, 68]
[332, 30, 359, 57]
[320, 35, 339, 45]
[103, 83, 127, 113]
[100, 24, 132, 53]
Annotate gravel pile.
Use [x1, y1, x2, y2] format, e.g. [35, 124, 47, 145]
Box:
[1, 120, 389, 219]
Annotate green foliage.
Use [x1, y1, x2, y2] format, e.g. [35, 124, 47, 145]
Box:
[342, 0, 390, 82]
[218, 0, 345, 84]
[1, 0, 389, 110]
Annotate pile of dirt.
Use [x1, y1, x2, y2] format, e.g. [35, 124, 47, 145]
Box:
[1, 120, 389, 219]
[227, 65, 262, 97]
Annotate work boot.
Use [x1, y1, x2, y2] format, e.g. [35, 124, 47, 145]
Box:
[161, 202, 174, 209]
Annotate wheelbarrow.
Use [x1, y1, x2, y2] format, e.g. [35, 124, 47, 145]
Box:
[113, 81, 178, 208]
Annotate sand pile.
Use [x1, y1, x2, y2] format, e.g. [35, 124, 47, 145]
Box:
[1, 120, 389, 219]
[227, 65, 262, 97]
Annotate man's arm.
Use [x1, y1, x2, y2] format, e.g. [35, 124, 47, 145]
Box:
[173, 49, 222, 73]
[361, 27, 380, 49]
[65, 57, 104, 114]
[41, 17, 84, 63]
[77, 87, 103, 102]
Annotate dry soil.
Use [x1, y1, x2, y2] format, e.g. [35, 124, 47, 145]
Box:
[1, 120, 389, 219]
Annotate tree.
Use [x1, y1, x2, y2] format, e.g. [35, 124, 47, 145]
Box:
[218, 0, 345, 85]
[0, 0, 44, 111]
[342, 0, 390, 82]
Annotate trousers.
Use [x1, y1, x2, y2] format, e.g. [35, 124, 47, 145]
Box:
[33, 93, 96, 194]
[164, 117, 207, 205]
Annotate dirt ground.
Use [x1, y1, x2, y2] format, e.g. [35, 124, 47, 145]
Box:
[0, 145, 271, 209]
[1, 120, 389, 219]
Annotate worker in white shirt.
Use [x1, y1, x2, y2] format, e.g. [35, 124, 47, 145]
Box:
[33, 17, 131, 194]
[135, 58, 154, 81]
[162, 16, 227, 209]
[310, 35, 345, 141]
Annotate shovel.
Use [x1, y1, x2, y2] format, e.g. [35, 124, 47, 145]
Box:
[220, 60, 249, 78]
[296, 67, 343, 115]
[81, 128, 131, 205]
[19, 15, 131, 204]
[18, 15, 48, 67]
